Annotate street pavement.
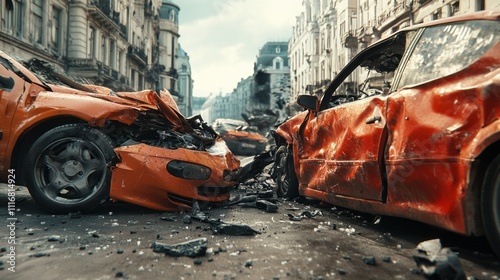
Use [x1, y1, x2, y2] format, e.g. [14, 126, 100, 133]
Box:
[0, 181, 499, 279]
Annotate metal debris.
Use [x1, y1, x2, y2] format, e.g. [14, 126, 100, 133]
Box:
[151, 237, 208, 258]
[412, 239, 466, 280]
[211, 222, 260, 236]
[288, 210, 323, 221]
[187, 201, 261, 235]
[237, 149, 276, 183]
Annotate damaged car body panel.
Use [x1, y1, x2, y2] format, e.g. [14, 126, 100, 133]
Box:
[0, 50, 240, 213]
[111, 141, 240, 211]
[274, 11, 500, 255]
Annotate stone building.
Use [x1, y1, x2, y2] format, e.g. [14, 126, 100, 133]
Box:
[177, 44, 193, 116]
[0, 0, 180, 96]
[201, 41, 290, 127]
[288, 0, 500, 114]
[248, 41, 290, 119]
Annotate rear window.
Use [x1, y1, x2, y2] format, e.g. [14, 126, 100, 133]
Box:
[398, 20, 500, 87]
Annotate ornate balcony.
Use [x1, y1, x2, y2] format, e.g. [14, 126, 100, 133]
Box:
[127, 45, 148, 66]
[342, 31, 358, 49]
[88, 0, 119, 31]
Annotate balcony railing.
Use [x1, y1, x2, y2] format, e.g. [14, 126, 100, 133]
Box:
[342, 31, 358, 49]
[67, 58, 99, 70]
[127, 45, 148, 65]
[88, 0, 123, 35]
[377, 2, 409, 28]
[118, 23, 128, 40]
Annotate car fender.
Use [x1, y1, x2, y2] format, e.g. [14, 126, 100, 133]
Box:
[275, 110, 309, 145]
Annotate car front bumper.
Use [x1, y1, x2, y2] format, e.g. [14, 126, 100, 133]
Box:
[109, 141, 241, 211]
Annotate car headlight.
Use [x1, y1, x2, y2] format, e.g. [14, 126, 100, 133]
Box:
[167, 160, 211, 180]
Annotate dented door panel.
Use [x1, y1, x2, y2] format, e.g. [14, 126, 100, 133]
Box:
[275, 13, 500, 238]
[383, 41, 500, 233]
[298, 96, 387, 201]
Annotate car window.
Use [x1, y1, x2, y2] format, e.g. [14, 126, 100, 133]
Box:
[398, 20, 500, 87]
[325, 33, 409, 108]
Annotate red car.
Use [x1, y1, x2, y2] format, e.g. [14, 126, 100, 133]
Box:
[0, 51, 240, 213]
[273, 11, 500, 256]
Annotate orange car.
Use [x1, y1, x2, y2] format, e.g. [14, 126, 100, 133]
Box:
[273, 11, 500, 256]
[0, 51, 240, 213]
[212, 118, 267, 156]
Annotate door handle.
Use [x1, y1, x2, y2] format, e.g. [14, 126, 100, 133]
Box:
[366, 116, 382, 124]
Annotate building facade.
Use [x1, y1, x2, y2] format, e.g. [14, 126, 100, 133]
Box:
[177, 44, 193, 116]
[288, 0, 500, 114]
[201, 41, 291, 127]
[0, 0, 180, 96]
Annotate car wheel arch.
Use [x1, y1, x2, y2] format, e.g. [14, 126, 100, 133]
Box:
[480, 151, 500, 258]
[10, 116, 85, 185]
[462, 140, 500, 237]
[24, 123, 117, 213]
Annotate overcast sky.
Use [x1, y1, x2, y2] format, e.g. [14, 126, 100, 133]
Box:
[175, 0, 303, 97]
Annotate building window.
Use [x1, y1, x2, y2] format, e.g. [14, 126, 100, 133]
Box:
[110, 40, 116, 69]
[118, 50, 124, 73]
[450, 1, 460, 16]
[5, 0, 14, 32]
[131, 70, 136, 88]
[170, 10, 176, 22]
[51, 6, 61, 52]
[273, 57, 283, 70]
[89, 27, 96, 58]
[432, 9, 442, 20]
[138, 73, 143, 90]
[31, 0, 43, 44]
[476, 0, 485, 11]
[275, 47, 281, 53]
[101, 35, 107, 64]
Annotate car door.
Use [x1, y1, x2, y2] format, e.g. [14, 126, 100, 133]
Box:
[296, 32, 413, 201]
[384, 20, 500, 213]
[298, 94, 388, 201]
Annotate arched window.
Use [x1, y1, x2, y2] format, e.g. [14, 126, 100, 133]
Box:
[273, 57, 284, 70]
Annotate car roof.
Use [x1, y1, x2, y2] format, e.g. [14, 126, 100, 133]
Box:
[398, 10, 499, 34]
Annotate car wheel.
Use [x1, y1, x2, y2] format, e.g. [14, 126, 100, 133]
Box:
[482, 154, 500, 258]
[275, 145, 299, 198]
[24, 124, 116, 213]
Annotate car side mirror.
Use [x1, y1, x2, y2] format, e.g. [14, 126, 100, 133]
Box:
[297, 95, 319, 112]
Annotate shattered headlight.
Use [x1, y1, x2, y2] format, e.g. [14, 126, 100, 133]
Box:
[167, 160, 211, 180]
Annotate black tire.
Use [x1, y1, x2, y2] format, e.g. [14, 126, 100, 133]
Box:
[24, 124, 116, 213]
[482, 154, 500, 258]
[275, 145, 299, 198]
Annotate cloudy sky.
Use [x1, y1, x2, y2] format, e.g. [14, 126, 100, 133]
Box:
[175, 0, 303, 97]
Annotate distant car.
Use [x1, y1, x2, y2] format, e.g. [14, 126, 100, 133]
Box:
[212, 119, 267, 156]
[0, 51, 240, 213]
[273, 11, 500, 257]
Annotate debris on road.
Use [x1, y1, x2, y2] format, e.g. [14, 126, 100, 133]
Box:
[362, 256, 377, 266]
[151, 237, 208, 258]
[185, 201, 261, 236]
[412, 239, 466, 280]
[288, 210, 323, 221]
[211, 221, 261, 236]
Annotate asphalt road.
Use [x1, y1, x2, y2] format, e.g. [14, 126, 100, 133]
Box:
[0, 179, 499, 280]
